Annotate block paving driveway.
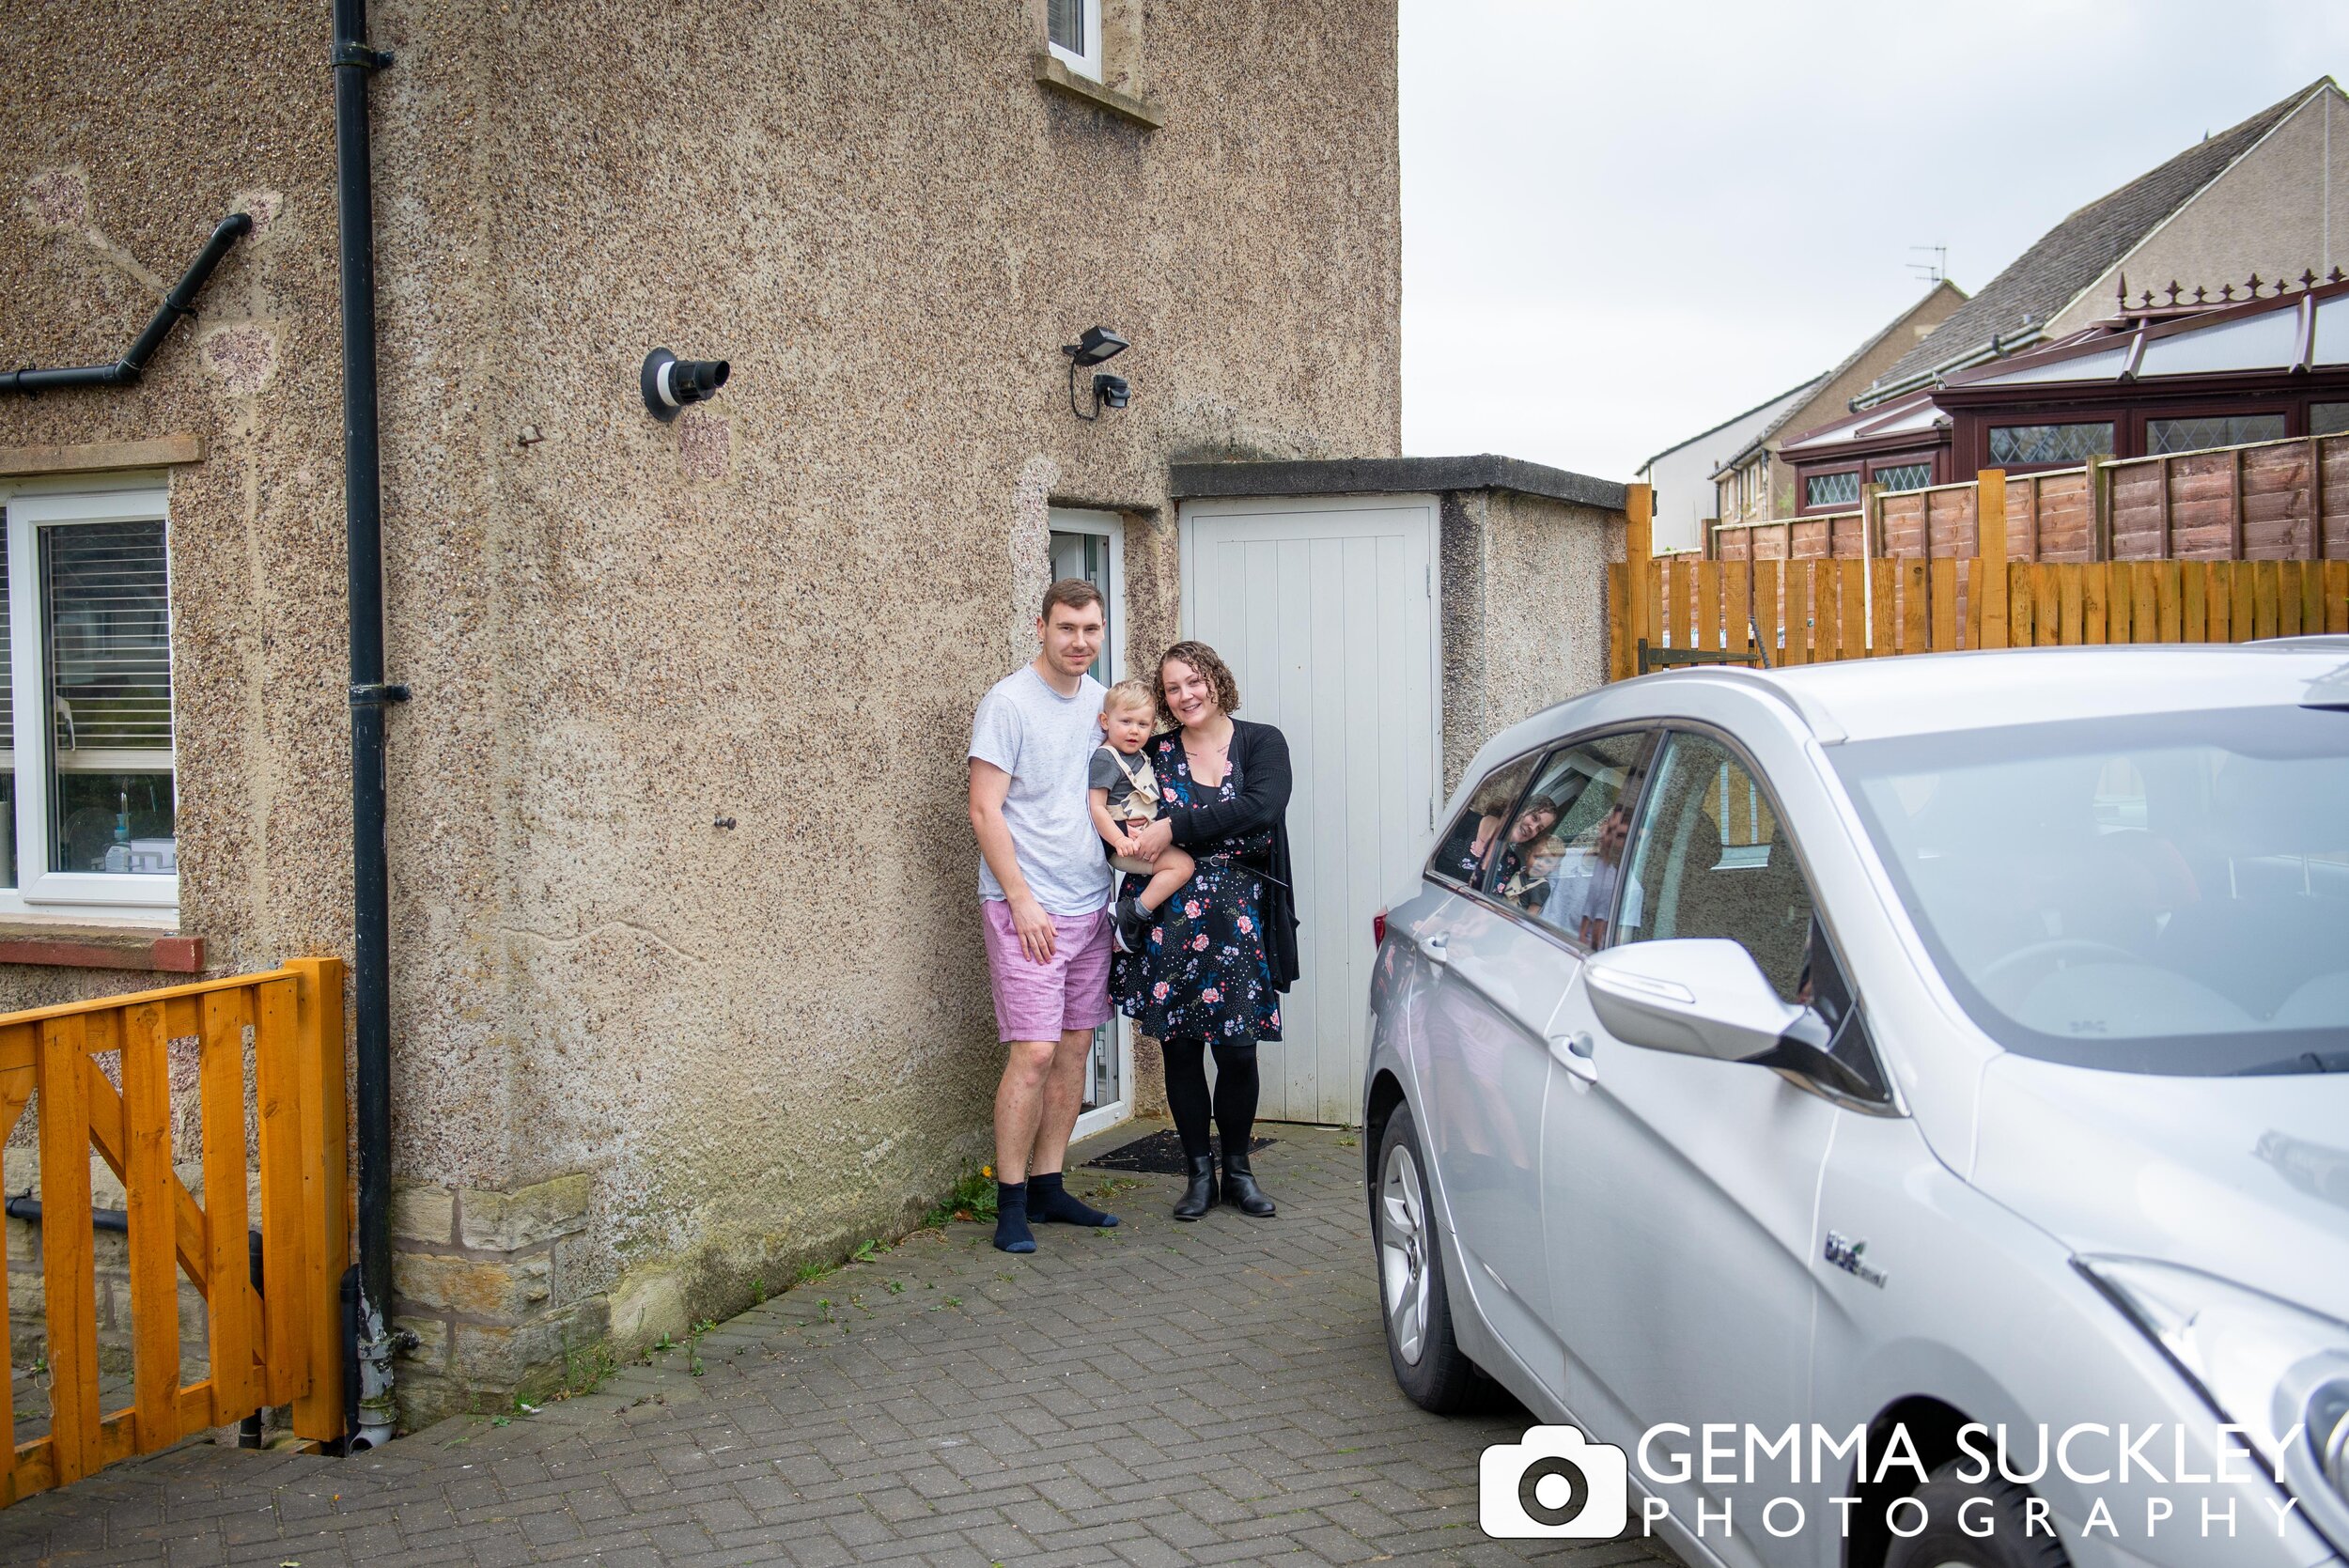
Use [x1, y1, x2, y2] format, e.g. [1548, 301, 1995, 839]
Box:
[0, 1125, 1671, 1567]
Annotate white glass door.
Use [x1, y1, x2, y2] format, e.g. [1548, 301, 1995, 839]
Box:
[1050, 508, 1131, 1140]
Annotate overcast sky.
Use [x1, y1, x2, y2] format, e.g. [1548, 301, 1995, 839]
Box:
[1398, 2, 2349, 481]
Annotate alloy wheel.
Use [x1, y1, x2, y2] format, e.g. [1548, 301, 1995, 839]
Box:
[1379, 1141, 1431, 1364]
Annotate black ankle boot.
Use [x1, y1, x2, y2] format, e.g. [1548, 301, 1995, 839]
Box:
[1173, 1154, 1218, 1220]
[1221, 1150, 1276, 1218]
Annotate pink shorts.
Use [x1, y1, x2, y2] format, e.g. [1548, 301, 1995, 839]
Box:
[981, 901, 1114, 1043]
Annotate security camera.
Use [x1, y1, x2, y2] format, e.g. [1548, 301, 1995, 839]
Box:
[642, 348, 731, 422]
[1093, 373, 1130, 410]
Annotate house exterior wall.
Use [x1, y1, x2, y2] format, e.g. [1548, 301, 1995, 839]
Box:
[1712, 284, 1966, 527]
[1438, 489, 1619, 796]
[1, 0, 1401, 1425]
[2052, 87, 2349, 337]
[1639, 382, 1812, 553]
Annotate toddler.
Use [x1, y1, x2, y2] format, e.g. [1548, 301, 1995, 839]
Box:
[1088, 678, 1196, 955]
[1497, 835, 1566, 916]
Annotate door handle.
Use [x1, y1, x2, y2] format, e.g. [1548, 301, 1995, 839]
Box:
[1414, 931, 1449, 966]
[1548, 1031, 1598, 1083]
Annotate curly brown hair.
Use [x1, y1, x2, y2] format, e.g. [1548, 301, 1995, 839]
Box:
[1153, 640, 1241, 729]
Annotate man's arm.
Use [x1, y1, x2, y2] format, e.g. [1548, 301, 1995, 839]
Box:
[971, 758, 1056, 963]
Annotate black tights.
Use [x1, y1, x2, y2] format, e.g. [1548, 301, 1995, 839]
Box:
[1161, 1034, 1258, 1162]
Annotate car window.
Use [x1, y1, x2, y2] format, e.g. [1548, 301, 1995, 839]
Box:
[1617, 731, 1815, 1003]
[1833, 705, 2349, 1077]
[1427, 753, 1539, 889]
[1490, 733, 1649, 945]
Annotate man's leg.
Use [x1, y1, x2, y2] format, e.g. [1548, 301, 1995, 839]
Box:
[1027, 1027, 1094, 1178]
[1026, 1028, 1119, 1227]
[991, 1040, 1054, 1253]
[994, 1039, 1059, 1183]
[1028, 910, 1120, 1228]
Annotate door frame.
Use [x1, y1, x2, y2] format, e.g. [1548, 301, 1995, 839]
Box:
[1050, 506, 1135, 1142]
[1176, 491, 1445, 833]
[1176, 492, 1446, 1123]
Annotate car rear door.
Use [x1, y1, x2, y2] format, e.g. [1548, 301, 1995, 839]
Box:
[1413, 731, 1655, 1403]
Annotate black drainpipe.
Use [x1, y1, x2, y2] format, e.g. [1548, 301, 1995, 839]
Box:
[1, 212, 251, 396]
[334, 0, 411, 1452]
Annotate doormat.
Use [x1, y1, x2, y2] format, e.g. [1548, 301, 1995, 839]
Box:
[1082, 1128, 1275, 1176]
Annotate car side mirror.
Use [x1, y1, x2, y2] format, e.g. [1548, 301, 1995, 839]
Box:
[1582, 939, 1879, 1100]
[1583, 939, 1800, 1063]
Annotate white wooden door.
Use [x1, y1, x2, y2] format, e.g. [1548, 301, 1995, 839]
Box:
[1180, 495, 1439, 1124]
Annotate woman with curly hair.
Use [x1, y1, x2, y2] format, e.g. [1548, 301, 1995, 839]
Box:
[1113, 641, 1299, 1220]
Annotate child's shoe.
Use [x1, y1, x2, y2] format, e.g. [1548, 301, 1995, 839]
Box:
[1113, 897, 1149, 954]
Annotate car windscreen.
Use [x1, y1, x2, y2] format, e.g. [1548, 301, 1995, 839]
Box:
[1831, 705, 2349, 1077]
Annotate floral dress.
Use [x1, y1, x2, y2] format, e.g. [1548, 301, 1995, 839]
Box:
[1112, 732, 1283, 1044]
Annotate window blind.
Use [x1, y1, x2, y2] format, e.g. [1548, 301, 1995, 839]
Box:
[1049, 0, 1085, 54]
[43, 520, 173, 753]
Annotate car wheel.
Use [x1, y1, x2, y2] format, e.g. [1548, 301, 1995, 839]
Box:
[1375, 1103, 1482, 1413]
[1882, 1459, 2071, 1568]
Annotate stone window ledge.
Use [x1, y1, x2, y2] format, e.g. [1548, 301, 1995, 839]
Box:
[1032, 54, 1162, 129]
[0, 923, 205, 972]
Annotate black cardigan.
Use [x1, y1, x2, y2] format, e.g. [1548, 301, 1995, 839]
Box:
[1159, 719, 1300, 993]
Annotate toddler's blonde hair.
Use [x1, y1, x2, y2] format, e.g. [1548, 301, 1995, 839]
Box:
[1102, 677, 1159, 717]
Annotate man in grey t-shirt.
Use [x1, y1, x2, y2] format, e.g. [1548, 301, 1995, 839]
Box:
[966, 579, 1122, 1253]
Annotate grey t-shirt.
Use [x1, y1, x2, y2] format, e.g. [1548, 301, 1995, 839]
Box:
[970, 664, 1113, 915]
[1090, 745, 1159, 820]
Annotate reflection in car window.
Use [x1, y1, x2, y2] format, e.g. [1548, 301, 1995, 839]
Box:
[1620, 732, 1816, 1002]
[1428, 753, 1539, 889]
[1493, 734, 1648, 946]
[1833, 706, 2349, 1076]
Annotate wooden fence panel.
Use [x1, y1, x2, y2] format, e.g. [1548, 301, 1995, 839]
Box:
[3, 961, 347, 1508]
[1900, 562, 1927, 653]
[36, 1017, 101, 1486]
[119, 1003, 181, 1451]
[1724, 560, 1750, 658]
[1870, 560, 1894, 656]
[1783, 562, 1810, 666]
[1753, 562, 1781, 664]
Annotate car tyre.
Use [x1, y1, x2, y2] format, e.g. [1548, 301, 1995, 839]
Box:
[1882, 1459, 2071, 1568]
[1375, 1102, 1482, 1413]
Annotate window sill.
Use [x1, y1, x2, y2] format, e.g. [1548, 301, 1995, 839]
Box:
[1032, 54, 1161, 129]
[0, 923, 204, 972]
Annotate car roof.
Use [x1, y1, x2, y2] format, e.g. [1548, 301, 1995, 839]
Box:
[1647, 638, 2349, 744]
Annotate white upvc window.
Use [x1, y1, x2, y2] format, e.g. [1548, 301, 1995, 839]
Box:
[0, 481, 179, 922]
[1047, 0, 1104, 81]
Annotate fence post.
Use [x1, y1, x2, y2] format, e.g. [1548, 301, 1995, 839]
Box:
[1627, 484, 1652, 660]
[2086, 454, 2110, 561]
[1978, 469, 2010, 648]
[288, 956, 350, 1446]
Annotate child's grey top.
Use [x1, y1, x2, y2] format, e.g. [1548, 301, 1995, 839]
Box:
[1090, 745, 1159, 818]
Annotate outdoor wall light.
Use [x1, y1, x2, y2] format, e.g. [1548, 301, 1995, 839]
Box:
[642, 348, 731, 422]
[1063, 326, 1130, 421]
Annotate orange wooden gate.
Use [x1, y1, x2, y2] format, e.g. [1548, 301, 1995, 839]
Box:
[1, 959, 347, 1504]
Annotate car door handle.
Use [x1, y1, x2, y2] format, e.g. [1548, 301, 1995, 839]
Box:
[1548, 1031, 1598, 1082]
[1414, 932, 1449, 966]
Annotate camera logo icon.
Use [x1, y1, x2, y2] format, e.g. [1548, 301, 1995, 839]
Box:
[1479, 1425, 1630, 1539]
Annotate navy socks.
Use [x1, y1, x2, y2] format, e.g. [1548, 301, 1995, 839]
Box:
[1030, 1171, 1119, 1228]
[993, 1181, 1035, 1253]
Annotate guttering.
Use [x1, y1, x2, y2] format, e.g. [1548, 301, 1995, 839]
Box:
[333, 0, 410, 1453]
[1, 212, 252, 395]
[1849, 325, 2045, 412]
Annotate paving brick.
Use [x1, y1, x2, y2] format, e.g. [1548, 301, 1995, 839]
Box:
[0, 1126, 1675, 1568]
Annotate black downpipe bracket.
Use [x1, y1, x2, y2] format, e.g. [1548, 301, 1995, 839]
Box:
[1, 212, 252, 396]
[334, 0, 409, 1452]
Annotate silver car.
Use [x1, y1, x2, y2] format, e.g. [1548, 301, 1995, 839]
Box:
[1362, 641, 2349, 1568]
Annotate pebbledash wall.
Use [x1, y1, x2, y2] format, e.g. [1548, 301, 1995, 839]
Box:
[1, 0, 1400, 1425]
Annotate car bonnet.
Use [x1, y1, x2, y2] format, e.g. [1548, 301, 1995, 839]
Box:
[1969, 1050, 2349, 1312]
